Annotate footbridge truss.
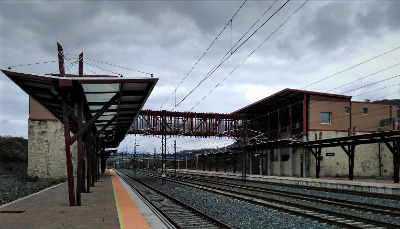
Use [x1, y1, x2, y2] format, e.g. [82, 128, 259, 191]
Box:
[129, 110, 246, 138]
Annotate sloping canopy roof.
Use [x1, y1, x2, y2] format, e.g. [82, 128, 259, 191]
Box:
[232, 88, 352, 115]
[2, 70, 158, 148]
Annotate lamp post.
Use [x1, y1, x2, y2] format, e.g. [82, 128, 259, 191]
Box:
[174, 140, 177, 176]
[161, 110, 172, 184]
[153, 148, 156, 170]
[133, 139, 139, 169]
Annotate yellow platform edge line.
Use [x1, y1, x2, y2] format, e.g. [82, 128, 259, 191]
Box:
[111, 169, 125, 229]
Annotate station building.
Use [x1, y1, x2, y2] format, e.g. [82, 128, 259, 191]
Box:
[234, 88, 397, 179]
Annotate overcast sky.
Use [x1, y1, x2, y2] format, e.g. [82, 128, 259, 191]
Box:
[1, 1, 399, 153]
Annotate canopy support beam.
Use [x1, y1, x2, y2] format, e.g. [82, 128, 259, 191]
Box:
[70, 92, 120, 144]
[340, 144, 356, 180]
[382, 138, 400, 183]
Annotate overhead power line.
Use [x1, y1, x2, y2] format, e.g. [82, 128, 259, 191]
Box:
[327, 62, 400, 93]
[301, 46, 400, 89]
[206, 0, 279, 78]
[159, 0, 248, 109]
[341, 74, 400, 95]
[189, 0, 307, 111]
[175, 0, 292, 110]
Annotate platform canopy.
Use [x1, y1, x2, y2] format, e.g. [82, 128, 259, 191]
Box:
[1, 70, 158, 148]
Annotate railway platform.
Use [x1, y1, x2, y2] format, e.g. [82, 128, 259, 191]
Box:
[177, 170, 400, 196]
[0, 169, 167, 229]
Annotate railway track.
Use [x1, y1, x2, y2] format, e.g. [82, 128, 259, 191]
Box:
[178, 171, 400, 201]
[115, 169, 233, 229]
[137, 169, 400, 228]
[175, 174, 400, 218]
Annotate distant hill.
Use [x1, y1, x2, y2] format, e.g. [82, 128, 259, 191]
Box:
[373, 99, 400, 105]
[0, 136, 28, 175]
[374, 99, 400, 118]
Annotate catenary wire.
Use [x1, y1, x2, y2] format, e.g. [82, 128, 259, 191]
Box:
[189, 0, 308, 112]
[159, 0, 248, 109]
[300, 46, 400, 89]
[174, 0, 291, 110]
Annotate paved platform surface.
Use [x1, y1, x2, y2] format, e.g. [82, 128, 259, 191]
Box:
[0, 169, 164, 229]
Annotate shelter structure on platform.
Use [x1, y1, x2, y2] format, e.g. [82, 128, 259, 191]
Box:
[1, 43, 158, 206]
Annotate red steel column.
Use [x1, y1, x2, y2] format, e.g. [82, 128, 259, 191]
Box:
[57, 42, 65, 77]
[303, 95, 307, 135]
[86, 142, 91, 192]
[268, 113, 270, 139]
[78, 52, 85, 194]
[97, 152, 100, 181]
[76, 99, 83, 205]
[277, 109, 281, 139]
[62, 98, 75, 206]
[91, 148, 95, 186]
[289, 106, 293, 137]
[78, 52, 83, 76]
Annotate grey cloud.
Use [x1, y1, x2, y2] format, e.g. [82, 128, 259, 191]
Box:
[301, 2, 355, 52]
[355, 1, 400, 35]
[0, 1, 399, 140]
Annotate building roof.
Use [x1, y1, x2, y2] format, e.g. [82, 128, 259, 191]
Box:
[1, 70, 158, 148]
[232, 88, 352, 115]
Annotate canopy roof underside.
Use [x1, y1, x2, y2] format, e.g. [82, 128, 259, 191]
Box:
[2, 70, 158, 148]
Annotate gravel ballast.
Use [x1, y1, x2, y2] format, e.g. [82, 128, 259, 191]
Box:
[0, 175, 65, 206]
[122, 170, 337, 229]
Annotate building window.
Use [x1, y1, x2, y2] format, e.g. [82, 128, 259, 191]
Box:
[362, 108, 368, 115]
[321, 112, 331, 124]
[344, 107, 350, 114]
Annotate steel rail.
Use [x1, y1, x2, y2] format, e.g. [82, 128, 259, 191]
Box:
[179, 171, 400, 201]
[138, 170, 399, 229]
[169, 177, 400, 228]
[117, 169, 233, 229]
[182, 175, 400, 217]
[114, 170, 177, 229]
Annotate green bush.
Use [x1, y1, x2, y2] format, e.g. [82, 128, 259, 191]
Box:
[0, 136, 28, 163]
[0, 136, 28, 175]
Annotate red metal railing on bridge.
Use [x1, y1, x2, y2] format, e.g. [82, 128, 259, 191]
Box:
[129, 110, 244, 137]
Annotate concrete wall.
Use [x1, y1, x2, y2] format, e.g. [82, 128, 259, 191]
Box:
[307, 131, 394, 178]
[28, 96, 77, 179]
[260, 130, 394, 179]
[27, 120, 78, 179]
[268, 148, 302, 177]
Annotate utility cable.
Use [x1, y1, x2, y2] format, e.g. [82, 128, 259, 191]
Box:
[175, 0, 291, 110]
[189, 0, 307, 111]
[327, 62, 400, 93]
[341, 74, 400, 94]
[159, 0, 248, 109]
[205, 0, 278, 81]
[301, 46, 400, 89]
